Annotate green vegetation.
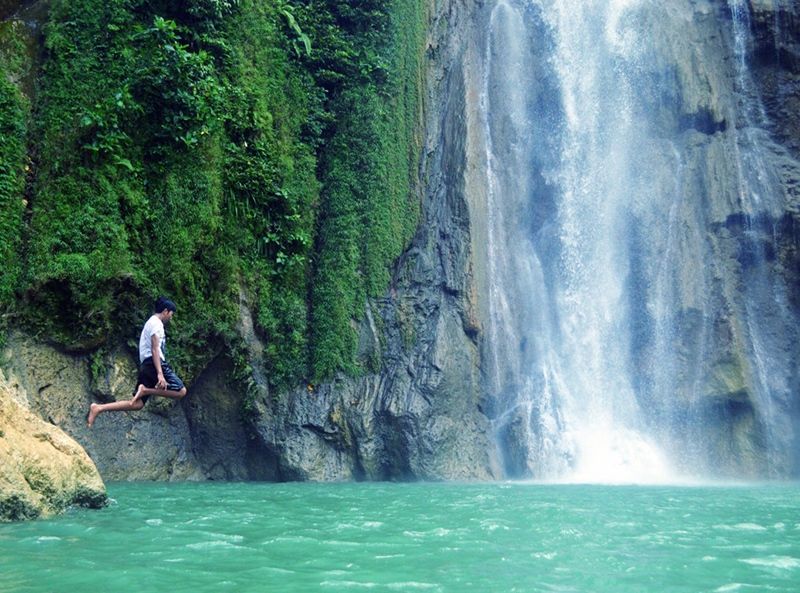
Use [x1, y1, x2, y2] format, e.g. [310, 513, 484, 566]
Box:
[300, 0, 426, 379]
[0, 22, 28, 318]
[1, 0, 426, 390]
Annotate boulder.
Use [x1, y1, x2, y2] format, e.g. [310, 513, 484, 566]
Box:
[0, 372, 107, 521]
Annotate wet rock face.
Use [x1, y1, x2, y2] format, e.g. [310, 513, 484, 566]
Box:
[709, 1, 800, 475]
[749, 0, 800, 155]
[0, 372, 107, 521]
[4, 334, 261, 482]
[247, 0, 496, 481]
[646, 1, 800, 476]
[7, 0, 798, 484]
[589, 1, 800, 476]
[420, 0, 800, 479]
[750, 0, 800, 475]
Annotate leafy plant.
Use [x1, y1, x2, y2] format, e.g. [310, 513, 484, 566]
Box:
[10, 0, 426, 391]
[278, 2, 312, 57]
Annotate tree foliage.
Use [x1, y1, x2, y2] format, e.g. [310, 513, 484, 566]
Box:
[3, 0, 426, 390]
[0, 73, 27, 309]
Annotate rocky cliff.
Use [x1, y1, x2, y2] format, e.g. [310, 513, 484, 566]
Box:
[4, 333, 271, 481]
[0, 371, 106, 521]
[222, 0, 496, 481]
[461, 0, 800, 479]
[646, 0, 800, 476]
[3, 0, 800, 484]
[1, 0, 494, 483]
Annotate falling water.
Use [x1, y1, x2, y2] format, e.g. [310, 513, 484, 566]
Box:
[725, 0, 796, 477]
[480, 0, 799, 481]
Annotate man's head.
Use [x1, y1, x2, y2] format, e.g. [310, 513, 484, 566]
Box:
[154, 296, 177, 322]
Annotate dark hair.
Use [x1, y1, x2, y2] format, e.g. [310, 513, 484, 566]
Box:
[154, 296, 177, 313]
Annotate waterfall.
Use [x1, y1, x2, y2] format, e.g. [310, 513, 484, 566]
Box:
[479, 0, 799, 481]
[726, 0, 796, 477]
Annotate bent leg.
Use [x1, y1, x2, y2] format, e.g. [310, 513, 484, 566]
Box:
[132, 384, 186, 403]
[140, 385, 187, 399]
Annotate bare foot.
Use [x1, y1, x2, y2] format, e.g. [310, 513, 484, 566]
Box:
[87, 403, 100, 427]
[131, 384, 145, 404]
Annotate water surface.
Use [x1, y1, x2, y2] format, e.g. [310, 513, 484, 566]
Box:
[2, 482, 799, 592]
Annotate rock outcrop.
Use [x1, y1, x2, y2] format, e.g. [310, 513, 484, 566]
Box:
[0, 0, 494, 484]
[3, 0, 799, 485]
[3, 333, 270, 481]
[661, 0, 800, 476]
[245, 0, 497, 481]
[456, 0, 800, 478]
[0, 371, 107, 521]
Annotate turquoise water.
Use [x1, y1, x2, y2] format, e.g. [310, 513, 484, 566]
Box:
[2, 482, 799, 593]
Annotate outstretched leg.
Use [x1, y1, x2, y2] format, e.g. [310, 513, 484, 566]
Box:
[87, 397, 145, 427]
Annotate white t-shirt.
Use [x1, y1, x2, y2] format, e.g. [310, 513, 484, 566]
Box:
[139, 315, 166, 363]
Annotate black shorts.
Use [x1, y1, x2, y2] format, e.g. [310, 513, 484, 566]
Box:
[136, 357, 185, 402]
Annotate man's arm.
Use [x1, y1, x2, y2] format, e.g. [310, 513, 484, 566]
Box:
[151, 334, 167, 389]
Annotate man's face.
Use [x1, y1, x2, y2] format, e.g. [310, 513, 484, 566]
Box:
[162, 309, 175, 323]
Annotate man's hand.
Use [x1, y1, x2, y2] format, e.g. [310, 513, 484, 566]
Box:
[156, 373, 167, 390]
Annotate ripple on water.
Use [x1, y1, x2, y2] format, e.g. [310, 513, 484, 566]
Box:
[714, 584, 776, 593]
[3, 483, 800, 593]
[479, 519, 511, 532]
[740, 556, 800, 570]
[319, 580, 441, 591]
[262, 535, 316, 545]
[186, 540, 248, 551]
[403, 528, 452, 538]
[715, 523, 767, 532]
[386, 582, 442, 590]
[320, 538, 363, 548]
[320, 580, 378, 589]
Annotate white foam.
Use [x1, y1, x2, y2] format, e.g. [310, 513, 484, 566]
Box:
[186, 540, 242, 550]
[715, 523, 767, 532]
[480, 520, 510, 532]
[206, 531, 244, 543]
[320, 581, 376, 589]
[403, 528, 451, 538]
[740, 556, 800, 570]
[560, 425, 676, 484]
[387, 583, 440, 591]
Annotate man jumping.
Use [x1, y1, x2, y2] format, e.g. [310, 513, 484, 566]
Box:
[87, 296, 187, 427]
